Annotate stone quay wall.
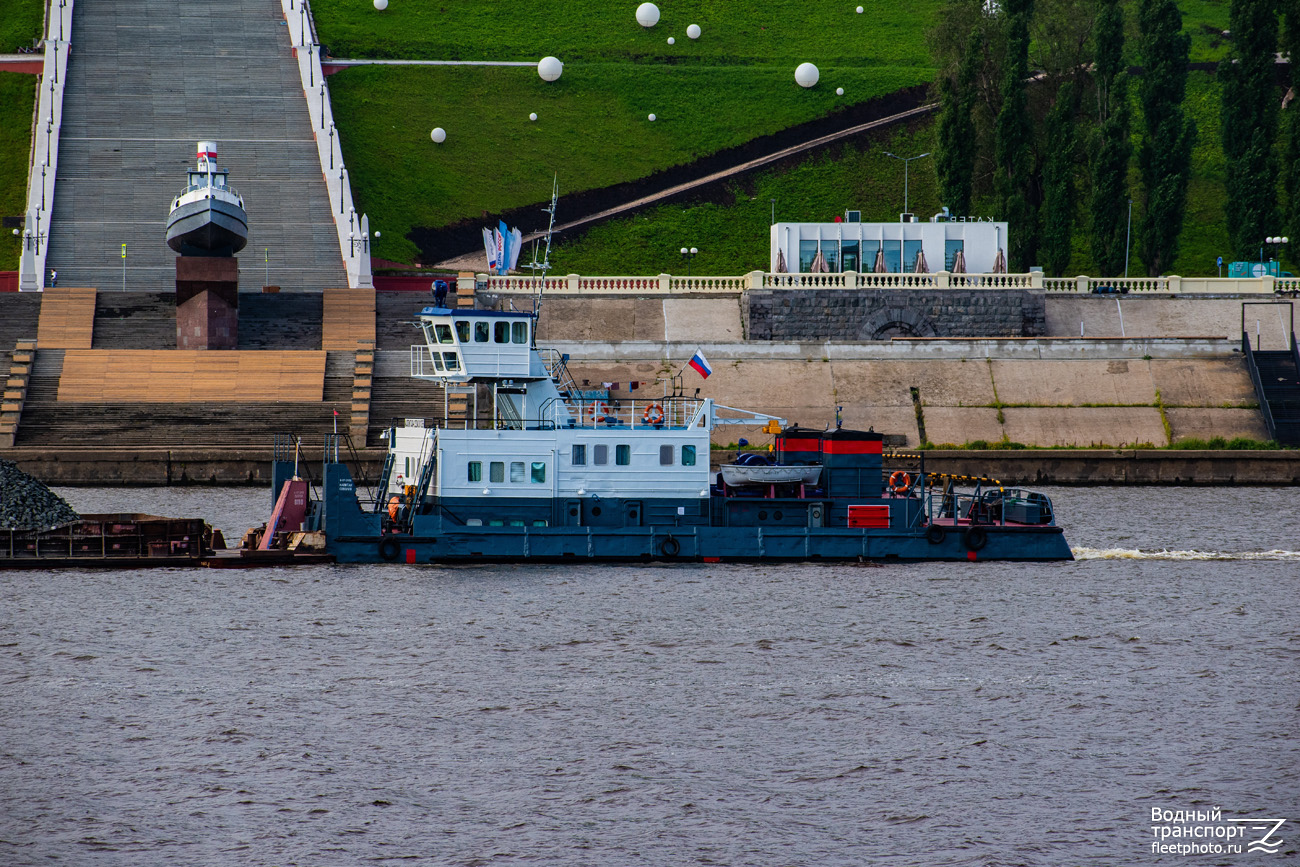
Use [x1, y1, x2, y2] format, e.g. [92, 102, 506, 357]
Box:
[744, 289, 1047, 341]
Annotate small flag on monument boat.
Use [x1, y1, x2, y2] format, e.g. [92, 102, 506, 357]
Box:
[688, 351, 712, 379]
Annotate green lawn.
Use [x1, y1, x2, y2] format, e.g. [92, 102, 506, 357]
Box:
[333, 63, 933, 263]
[0, 0, 43, 53]
[0, 72, 36, 270]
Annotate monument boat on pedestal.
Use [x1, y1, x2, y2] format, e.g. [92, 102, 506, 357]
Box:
[257, 306, 1073, 563]
[166, 141, 247, 257]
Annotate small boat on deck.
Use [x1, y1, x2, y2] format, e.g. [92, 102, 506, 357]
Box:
[719, 454, 822, 487]
[165, 141, 248, 257]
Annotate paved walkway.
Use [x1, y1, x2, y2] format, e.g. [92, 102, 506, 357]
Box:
[45, 0, 347, 292]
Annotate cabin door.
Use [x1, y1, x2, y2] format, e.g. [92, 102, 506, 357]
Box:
[562, 498, 582, 527]
[623, 500, 642, 527]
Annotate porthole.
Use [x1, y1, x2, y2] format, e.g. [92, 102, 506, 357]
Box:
[569, 508, 578, 517]
[591, 506, 602, 517]
[758, 510, 768, 520]
[774, 510, 784, 520]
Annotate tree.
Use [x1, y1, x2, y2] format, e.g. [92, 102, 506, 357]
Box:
[1221, 0, 1281, 259]
[1136, 0, 1196, 276]
[1040, 82, 1081, 275]
[1281, 0, 1300, 255]
[936, 29, 982, 217]
[993, 0, 1037, 269]
[1089, 0, 1131, 276]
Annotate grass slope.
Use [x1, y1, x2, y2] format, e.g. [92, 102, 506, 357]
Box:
[0, 0, 43, 53]
[333, 63, 932, 263]
[0, 72, 36, 270]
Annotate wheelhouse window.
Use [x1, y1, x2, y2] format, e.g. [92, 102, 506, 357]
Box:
[531, 462, 546, 483]
[495, 322, 510, 343]
[510, 461, 525, 483]
[659, 445, 674, 466]
[593, 445, 608, 465]
[441, 352, 460, 371]
[512, 321, 528, 344]
[490, 461, 504, 483]
[455, 321, 471, 342]
[572, 444, 586, 466]
[616, 444, 631, 466]
[468, 461, 482, 482]
[474, 321, 490, 343]
[682, 445, 696, 466]
[435, 323, 454, 344]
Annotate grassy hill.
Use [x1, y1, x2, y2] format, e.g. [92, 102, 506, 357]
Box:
[0, 72, 36, 270]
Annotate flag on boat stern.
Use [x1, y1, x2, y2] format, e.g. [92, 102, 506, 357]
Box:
[688, 351, 712, 378]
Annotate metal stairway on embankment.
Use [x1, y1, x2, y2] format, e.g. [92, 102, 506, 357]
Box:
[44, 0, 346, 293]
[1242, 303, 1300, 445]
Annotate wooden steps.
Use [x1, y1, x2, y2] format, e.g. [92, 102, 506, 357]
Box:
[36, 288, 97, 349]
[0, 340, 37, 448]
[56, 350, 326, 402]
[322, 289, 377, 350]
[349, 340, 374, 443]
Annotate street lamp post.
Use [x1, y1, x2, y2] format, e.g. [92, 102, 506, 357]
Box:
[1263, 236, 1289, 275]
[680, 246, 698, 276]
[308, 44, 314, 87]
[39, 162, 46, 211]
[1124, 198, 1132, 277]
[339, 167, 346, 214]
[328, 123, 335, 169]
[882, 151, 931, 218]
[770, 198, 776, 226]
[319, 83, 326, 129]
[45, 116, 52, 165]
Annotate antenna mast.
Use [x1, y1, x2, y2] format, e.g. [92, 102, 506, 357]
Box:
[523, 174, 559, 334]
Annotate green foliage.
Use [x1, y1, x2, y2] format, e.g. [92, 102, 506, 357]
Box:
[1136, 0, 1195, 276]
[0, 0, 42, 53]
[331, 64, 930, 263]
[1282, 1, 1300, 246]
[1040, 82, 1079, 276]
[1221, 0, 1281, 258]
[0, 73, 36, 270]
[934, 29, 980, 218]
[1169, 436, 1285, 450]
[994, 0, 1037, 270]
[1090, 0, 1132, 276]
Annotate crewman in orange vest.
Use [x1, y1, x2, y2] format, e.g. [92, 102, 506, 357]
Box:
[387, 496, 400, 526]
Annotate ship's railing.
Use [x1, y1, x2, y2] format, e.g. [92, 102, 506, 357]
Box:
[922, 481, 1057, 527]
[537, 396, 707, 430]
[410, 343, 466, 379]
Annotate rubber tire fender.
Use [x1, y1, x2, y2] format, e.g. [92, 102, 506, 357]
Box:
[963, 526, 988, 552]
[925, 524, 946, 545]
[378, 536, 401, 562]
[660, 535, 681, 558]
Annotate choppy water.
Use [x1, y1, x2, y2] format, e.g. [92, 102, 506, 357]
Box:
[1, 487, 1296, 865]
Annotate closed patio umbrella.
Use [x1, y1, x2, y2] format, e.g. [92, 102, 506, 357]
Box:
[914, 249, 929, 273]
[951, 248, 966, 273]
[992, 248, 1007, 274]
[810, 249, 829, 273]
[776, 248, 787, 273]
[873, 247, 887, 273]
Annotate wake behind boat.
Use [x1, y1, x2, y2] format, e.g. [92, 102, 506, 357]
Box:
[166, 141, 247, 256]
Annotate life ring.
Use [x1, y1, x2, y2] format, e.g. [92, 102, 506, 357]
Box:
[642, 403, 665, 426]
[378, 536, 401, 561]
[888, 471, 911, 495]
[585, 401, 612, 424]
[926, 524, 946, 545]
[660, 535, 681, 557]
[964, 526, 988, 552]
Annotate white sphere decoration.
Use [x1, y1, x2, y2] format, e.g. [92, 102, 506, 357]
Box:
[687, 23, 701, 39]
[836, 87, 845, 96]
[667, 36, 675, 44]
[529, 112, 538, 121]
[795, 62, 820, 88]
[636, 2, 660, 27]
[537, 56, 563, 82]
[374, 0, 388, 9]
[648, 113, 657, 121]
[857, 5, 864, 12]
[430, 127, 446, 143]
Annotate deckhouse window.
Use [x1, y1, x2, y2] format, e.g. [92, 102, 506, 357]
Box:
[682, 445, 697, 466]
[616, 444, 631, 466]
[474, 322, 490, 343]
[495, 322, 510, 343]
[490, 462, 504, 483]
[510, 461, 525, 483]
[435, 323, 454, 344]
[442, 352, 460, 371]
[455, 321, 470, 342]
[531, 462, 546, 483]
[512, 322, 528, 344]
[468, 461, 482, 482]
[659, 445, 673, 466]
[593, 445, 608, 465]
[572, 444, 586, 465]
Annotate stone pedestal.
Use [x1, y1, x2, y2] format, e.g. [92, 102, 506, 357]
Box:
[176, 257, 238, 349]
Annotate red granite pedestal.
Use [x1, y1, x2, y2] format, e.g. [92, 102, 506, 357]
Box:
[176, 257, 238, 349]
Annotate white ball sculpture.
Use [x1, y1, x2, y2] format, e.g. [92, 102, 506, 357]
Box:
[430, 127, 446, 143]
[529, 112, 538, 121]
[857, 5, 864, 12]
[636, 2, 660, 27]
[374, 0, 388, 9]
[836, 87, 845, 96]
[667, 36, 675, 44]
[537, 56, 563, 82]
[795, 62, 820, 88]
[648, 113, 657, 121]
[687, 24, 701, 39]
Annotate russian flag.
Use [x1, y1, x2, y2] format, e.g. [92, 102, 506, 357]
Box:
[688, 350, 712, 379]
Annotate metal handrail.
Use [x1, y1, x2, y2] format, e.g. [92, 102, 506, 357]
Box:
[1242, 331, 1279, 441]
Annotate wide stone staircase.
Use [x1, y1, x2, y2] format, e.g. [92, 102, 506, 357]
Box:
[44, 0, 346, 293]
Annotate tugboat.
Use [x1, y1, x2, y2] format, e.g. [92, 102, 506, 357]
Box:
[165, 141, 247, 256]
[260, 306, 1073, 563]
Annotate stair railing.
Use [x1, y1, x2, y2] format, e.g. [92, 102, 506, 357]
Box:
[1242, 331, 1278, 442]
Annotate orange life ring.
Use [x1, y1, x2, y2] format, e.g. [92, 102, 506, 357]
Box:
[642, 403, 665, 426]
[585, 401, 612, 424]
[888, 471, 911, 495]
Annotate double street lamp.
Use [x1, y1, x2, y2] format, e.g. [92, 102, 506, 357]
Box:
[883, 151, 930, 219]
[680, 246, 698, 276]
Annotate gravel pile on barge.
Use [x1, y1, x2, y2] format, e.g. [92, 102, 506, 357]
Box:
[0, 460, 80, 530]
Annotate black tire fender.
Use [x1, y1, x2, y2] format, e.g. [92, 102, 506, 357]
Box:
[660, 535, 681, 557]
[378, 536, 401, 562]
[964, 526, 988, 552]
[926, 524, 946, 545]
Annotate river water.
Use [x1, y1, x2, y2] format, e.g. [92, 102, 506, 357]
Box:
[1, 487, 1296, 865]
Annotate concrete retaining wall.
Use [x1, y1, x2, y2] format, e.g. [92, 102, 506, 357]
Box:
[745, 289, 1046, 340]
